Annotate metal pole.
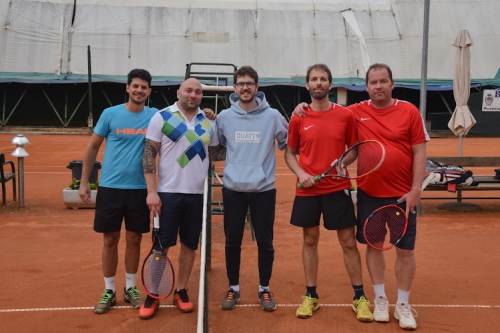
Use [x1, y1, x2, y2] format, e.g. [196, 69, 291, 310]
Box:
[11, 134, 29, 208]
[17, 156, 25, 207]
[419, 0, 430, 120]
[459, 134, 463, 157]
[87, 45, 93, 133]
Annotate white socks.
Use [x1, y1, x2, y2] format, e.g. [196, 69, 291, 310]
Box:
[229, 285, 270, 293]
[125, 272, 137, 290]
[104, 276, 115, 292]
[397, 289, 410, 304]
[372, 284, 411, 304]
[104, 274, 137, 292]
[372, 283, 386, 297]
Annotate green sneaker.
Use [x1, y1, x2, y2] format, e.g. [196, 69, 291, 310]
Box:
[124, 286, 144, 309]
[352, 296, 374, 322]
[296, 294, 319, 319]
[94, 289, 116, 314]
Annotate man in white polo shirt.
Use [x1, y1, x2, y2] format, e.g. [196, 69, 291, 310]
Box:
[140, 78, 219, 319]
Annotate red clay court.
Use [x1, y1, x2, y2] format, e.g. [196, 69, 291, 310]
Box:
[0, 133, 499, 332]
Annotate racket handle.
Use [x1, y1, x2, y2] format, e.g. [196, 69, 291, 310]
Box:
[153, 214, 160, 229]
[297, 176, 321, 189]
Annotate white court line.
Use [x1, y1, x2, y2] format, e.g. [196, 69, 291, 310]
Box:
[0, 305, 176, 313]
[1, 303, 499, 313]
[25, 166, 71, 168]
[239, 303, 500, 308]
[23, 172, 71, 174]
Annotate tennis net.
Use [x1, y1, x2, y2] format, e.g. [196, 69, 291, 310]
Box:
[197, 176, 209, 333]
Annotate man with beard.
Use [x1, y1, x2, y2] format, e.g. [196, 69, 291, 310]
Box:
[284, 64, 372, 321]
[212, 66, 288, 312]
[79, 69, 157, 314]
[140, 78, 219, 319]
[292, 63, 428, 330]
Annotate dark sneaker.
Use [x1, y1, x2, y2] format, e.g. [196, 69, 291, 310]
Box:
[220, 289, 240, 310]
[139, 295, 159, 319]
[94, 289, 116, 314]
[258, 290, 276, 311]
[173, 289, 194, 313]
[123, 286, 144, 309]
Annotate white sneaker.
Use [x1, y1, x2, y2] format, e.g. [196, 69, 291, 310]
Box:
[373, 295, 390, 322]
[394, 302, 418, 330]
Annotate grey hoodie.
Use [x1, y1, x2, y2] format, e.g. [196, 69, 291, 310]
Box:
[217, 91, 288, 192]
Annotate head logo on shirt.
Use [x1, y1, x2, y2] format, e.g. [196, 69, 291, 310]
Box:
[160, 110, 213, 168]
[115, 128, 148, 135]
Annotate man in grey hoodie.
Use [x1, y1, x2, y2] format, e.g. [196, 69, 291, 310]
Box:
[210, 66, 288, 312]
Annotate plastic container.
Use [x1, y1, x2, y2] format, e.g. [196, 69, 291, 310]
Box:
[66, 160, 101, 183]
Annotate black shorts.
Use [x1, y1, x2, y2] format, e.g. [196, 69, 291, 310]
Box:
[290, 190, 357, 230]
[356, 188, 417, 250]
[93, 187, 150, 234]
[157, 192, 203, 250]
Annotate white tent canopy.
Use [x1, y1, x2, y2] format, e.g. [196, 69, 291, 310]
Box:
[1, 0, 499, 82]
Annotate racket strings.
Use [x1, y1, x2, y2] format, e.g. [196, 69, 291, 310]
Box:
[365, 206, 406, 249]
[337, 141, 384, 178]
[143, 252, 174, 297]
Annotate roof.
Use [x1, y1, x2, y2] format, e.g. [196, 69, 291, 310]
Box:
[1, 0, 499, 88]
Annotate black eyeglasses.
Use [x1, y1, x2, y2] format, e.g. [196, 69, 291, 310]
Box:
[235, 82, 256, 88]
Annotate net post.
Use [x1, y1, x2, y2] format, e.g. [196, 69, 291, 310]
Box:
[206, 163, 213, 270]
[197, 176, 209, 333]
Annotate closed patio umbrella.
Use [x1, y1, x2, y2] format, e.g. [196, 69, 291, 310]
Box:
[448, 30, 476, 156]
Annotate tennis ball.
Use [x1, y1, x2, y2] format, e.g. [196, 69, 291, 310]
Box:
[396, 212, 400, 216]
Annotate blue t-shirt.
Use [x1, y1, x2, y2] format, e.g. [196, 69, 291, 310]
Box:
[94, 104, 157, 189]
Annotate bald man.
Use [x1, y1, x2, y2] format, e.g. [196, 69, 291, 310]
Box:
[140, 78, 219, 319]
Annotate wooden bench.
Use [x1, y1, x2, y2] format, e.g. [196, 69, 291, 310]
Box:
[422, 156, 500, 203]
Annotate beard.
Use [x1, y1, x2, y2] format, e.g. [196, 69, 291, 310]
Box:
[310, 89, 329, 100]
[238, 90, 255, 104]
[179, 99, 200, 112]
[129, 95, 146, 105]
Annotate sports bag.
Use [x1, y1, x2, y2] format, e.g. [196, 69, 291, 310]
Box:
[425, 160, 477, 192]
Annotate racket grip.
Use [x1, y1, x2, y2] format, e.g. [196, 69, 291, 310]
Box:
[297, 176, 320, 189]
[153, 214, 160, 229]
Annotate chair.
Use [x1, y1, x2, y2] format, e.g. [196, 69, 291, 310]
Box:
[0, 153, 16, 205]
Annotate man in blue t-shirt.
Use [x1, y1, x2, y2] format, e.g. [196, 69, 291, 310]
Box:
[79, 69, 157, 314]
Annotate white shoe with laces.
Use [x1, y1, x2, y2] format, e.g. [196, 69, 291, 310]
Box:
[394, 302, 418, 330]
[373, 295, 390, 322]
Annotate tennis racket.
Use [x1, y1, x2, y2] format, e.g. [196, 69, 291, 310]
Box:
[141, 213, 175, 299]
[363, 172, 438, 251]
[364, 204, 408, 251]
[297, 140, 385, 188]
